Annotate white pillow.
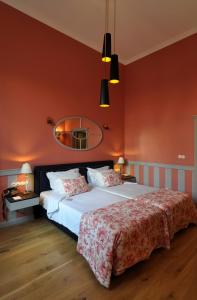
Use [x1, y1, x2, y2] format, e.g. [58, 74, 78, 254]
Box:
[87, 166, 110, 185]
[46, 168, 80, 191]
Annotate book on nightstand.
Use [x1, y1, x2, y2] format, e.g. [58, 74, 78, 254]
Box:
[6, 192, 38, 203]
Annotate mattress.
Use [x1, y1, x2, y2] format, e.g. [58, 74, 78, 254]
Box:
[40, 188, 130, 236]
[98, 182, 158, 198]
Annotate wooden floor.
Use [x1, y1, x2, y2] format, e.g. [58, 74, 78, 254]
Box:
[0, 219, 197, 300]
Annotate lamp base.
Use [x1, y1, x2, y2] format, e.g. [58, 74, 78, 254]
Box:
[119, 165, 123, 175]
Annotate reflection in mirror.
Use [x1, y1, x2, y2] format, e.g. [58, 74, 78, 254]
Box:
[54, 116, 103, 150]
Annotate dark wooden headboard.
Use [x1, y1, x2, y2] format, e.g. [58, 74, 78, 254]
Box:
[34, 160, 114, 194]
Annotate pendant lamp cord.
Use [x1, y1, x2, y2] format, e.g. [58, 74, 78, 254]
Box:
[113, 0, 116, 53]
[104, 0, 109, 76]
[105, 0, 109, 33]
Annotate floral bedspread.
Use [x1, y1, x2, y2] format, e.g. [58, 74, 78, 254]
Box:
[136, 189, 197, 239]
[77, 199, 170, 287]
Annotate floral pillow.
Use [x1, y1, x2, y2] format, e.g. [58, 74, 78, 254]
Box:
[96, 170, 122, 187]
[62, 176, 89, 197]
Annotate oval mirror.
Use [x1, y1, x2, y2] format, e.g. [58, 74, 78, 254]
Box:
[53, 116, 103, 150]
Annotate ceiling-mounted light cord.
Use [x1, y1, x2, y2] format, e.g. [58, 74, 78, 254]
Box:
[109, 0, 119, 84]
[102, 0, 111, 63]
[113, 0, 116, 53]
[105, 0, 107, 33]
[104, 0, 108, 77]
[105, 0, 109, 65]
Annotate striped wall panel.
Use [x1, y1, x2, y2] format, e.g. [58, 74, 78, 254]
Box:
[128, 160, 196, 200]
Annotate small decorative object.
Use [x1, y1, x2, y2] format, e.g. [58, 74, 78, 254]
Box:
[117, 156, 125, 174]
[21, 162, 32, 193]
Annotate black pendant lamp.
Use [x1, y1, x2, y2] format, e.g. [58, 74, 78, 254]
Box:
[100, 79, 110, 107]
[101, 0, 111, 63]
[102, 33, 111, 62]
[110, 54, 119, 84]
[109, 0, 119, 84]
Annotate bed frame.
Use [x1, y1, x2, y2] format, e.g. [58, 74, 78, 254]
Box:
[34, 160, 114, 239]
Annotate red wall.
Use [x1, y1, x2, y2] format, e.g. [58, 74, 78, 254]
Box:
[1, 2, 197, 203]
[124, 34, 197, 166]
[0, 2, 125, 171]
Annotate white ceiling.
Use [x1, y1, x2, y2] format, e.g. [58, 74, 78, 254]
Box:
[2, 0, 197, 65]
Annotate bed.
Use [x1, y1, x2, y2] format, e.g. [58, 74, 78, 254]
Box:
[34, 160, 114, 239]
[34, 160, 197, 287]
[98, 182, 197, 239]
[40, 187, 132, 236]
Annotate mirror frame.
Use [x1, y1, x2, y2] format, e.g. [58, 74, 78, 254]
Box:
[53, 116, 103, 151]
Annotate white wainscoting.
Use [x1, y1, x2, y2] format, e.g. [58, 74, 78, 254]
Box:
[127, 161, 196, 201]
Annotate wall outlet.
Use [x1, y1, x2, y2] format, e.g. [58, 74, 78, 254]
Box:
[178, 154, 186, 159]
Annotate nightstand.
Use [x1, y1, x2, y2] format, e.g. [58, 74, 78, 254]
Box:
[121, 175, 136, 183]
[5, 192, 39, 212]
[1, 192, 40, 227]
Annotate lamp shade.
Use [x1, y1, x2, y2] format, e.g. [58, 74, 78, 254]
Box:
[110, 54, 119, 84]
[100, 79, 110, 107]
[21, 162, 32, 174]
[117, 157, 125, 164]
[102, 33, 111, 62]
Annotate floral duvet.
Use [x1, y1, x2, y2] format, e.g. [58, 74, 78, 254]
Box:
[77, 199, 171, 287]
[136, 189, 197, 239]
[77, 189, 197, 287]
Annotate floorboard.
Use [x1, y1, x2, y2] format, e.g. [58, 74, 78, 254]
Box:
[0, 219, 197, 300]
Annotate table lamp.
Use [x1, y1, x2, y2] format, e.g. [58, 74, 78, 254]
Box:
[117, 156, 125, 175]
[21, 162, 32, 193]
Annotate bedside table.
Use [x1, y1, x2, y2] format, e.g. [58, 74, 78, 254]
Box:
[121, 175, 136, 183]
[5, 192, 39, 212]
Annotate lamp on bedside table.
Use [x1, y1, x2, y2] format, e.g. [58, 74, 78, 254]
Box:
[117, 156, 125, 175]
[21, 162, 32, 193]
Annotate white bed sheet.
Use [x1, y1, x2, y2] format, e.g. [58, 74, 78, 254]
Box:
[97, 182, 158, 199]
[40, 188, 130, 236]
